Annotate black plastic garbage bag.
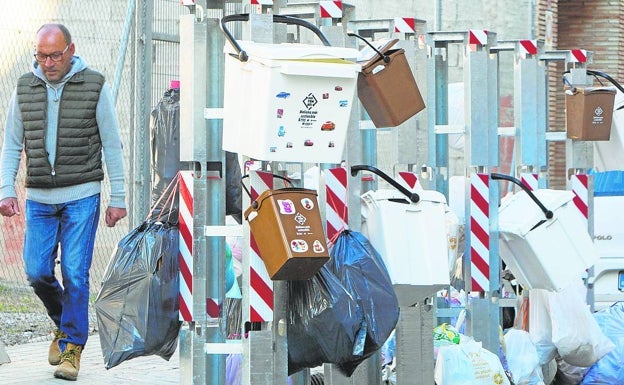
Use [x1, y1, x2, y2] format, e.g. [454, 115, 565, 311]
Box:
[287, 265, 364, 375]
[150, 86, 243, 223]
[94, 220, 181, 369]
[328, 230, 400, 376]
[150, 87, 180, 218]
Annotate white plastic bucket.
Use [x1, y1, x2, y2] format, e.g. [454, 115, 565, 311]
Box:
[498, 189, 597, 291]
[223, 41, 360, 163]
[361, 189, 451, 305]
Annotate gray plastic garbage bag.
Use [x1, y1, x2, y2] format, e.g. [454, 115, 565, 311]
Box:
[94, 220, 181, 369]
[150, 87, 181, 217]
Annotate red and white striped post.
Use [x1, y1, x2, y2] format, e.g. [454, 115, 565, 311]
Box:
[470, 173, 490, 292]
[519, 39, 538, 57]
[248, 171, 275, 322]
[394, 17, 416, 34]
[468, 29, 488, 52]
[571, 173, 589, 227]
[520, 173, 538, 191]
[570, 49, 588, 63]
[319, 1, 342, 19]
[179, 170, 194, 321]
[397, 171, 423, 192]
[325, 167, 349, 244]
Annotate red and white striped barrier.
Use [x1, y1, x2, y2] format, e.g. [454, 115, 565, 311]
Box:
[179, 171, 194, 321]
[251, 0, 273, 5]
[397, 171, 423, 192]
[571, 174, 589, 226]
[319, 1, 342, 18]
[394, 17, 416, 33]
[325, 167, 349, 244]
[469, 30, 488, 46]
[570, 49, 588, 63]
[249, 171, 275, 322]
[470, 173, 490, 292]
[519, 40, 538, 56]
[520, 173, 538, 191]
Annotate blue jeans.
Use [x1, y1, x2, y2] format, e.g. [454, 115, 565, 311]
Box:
[24, 194, 100, 347]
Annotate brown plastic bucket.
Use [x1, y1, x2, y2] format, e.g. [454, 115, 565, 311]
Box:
[244, 188, 329, 280]
[565, 86, 616, 141]
[358, 48, 425, 128]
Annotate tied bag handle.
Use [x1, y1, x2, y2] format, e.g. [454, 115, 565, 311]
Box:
[220, 13, 332, 63]
[347, 32, 391, 64]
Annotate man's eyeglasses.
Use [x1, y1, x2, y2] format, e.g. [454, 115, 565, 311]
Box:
[34, 45, 69, 63]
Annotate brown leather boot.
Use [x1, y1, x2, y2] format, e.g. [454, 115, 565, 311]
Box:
[48, 329, 66, 366]
[53, 343, 83, 381]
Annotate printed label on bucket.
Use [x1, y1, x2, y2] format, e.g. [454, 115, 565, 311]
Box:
[593, 106, 606, 125]
[313, 240, 325, 253]
[291, 239, 308, 253]
[301, 198, 315, 210]
[278, 199, 296, 214]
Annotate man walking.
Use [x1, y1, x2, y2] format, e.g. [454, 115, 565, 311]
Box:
[0, 23, 127, 380]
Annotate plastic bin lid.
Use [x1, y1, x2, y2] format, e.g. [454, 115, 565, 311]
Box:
[362, 188, 447, 204]
[591, 170, 624, 196]
[225, 40, 360, 61]
[570, 86, 617, 95]
[498, 189, 574, 236]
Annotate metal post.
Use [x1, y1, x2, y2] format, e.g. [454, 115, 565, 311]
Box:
[236, 11, 289, 385]
[426, 34, 450, 198]
[131, 0, 154, 227]
[491, 40, 548, 188]
[179, 2, 229, 383]
[464, 30, 501, 355]
[426, 30, 501, 354]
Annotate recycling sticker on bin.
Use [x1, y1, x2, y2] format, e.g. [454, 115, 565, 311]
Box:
[271, 87, 350, 154]
[250, 78, 355, 162]
[277, 198, 326, 254]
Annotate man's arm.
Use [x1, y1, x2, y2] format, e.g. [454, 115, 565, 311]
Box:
[96, 83, 127, 226]
[0, 89, 24, 203]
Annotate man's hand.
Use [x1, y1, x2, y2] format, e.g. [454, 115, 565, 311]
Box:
[0, 197, 21, 217]
[105, 206, 127, 227]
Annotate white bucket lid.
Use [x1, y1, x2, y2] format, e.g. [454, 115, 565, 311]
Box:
[225, 40, 360, 61]
[498, 189, 574, 235]
[362, 188, 447, 204]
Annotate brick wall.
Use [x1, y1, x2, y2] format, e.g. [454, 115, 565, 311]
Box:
[547, 0, 624, 187]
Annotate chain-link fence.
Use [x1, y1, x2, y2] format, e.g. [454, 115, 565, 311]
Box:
[0, 0, 185, 346]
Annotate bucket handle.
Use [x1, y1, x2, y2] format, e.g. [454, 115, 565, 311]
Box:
[490, 173, 553, 219]
[351, 165, 419, 203]
[347, 32, 391, 64]
[220, 13, 332, 62]
[563, 70, 624, 110]
[241, 173, 295, 208]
